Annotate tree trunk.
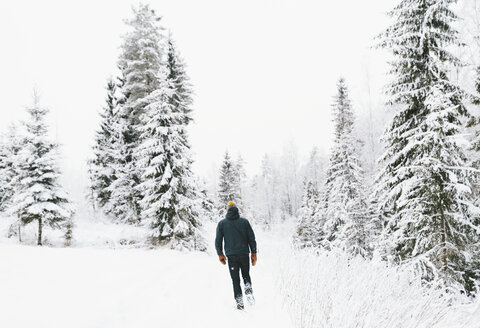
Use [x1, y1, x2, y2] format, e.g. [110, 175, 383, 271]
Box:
[37, 218, 43, 246]
[18, 223, 22, 243]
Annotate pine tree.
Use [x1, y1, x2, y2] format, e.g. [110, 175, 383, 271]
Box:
[377, 0, 480, 292]
[320, 79, 369, 257]
[88, 78, 118, 210]
[137, 70, 205, 250]
[110, 3, 166, 223]
[218, 151, 241, 215]
[9, 92, 74, 246]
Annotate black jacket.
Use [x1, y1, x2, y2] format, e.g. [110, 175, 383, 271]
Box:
[215, 207, 257, 256]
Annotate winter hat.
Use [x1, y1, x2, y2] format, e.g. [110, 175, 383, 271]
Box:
[228, 201, 234, 207]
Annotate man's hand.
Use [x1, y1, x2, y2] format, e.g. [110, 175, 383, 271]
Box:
[219, 254, 226, 265]
[251, 253, 257, 266]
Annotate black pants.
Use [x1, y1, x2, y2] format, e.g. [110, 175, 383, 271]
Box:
[227, 254, 253, 303]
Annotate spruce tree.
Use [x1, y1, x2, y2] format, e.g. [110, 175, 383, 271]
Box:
[377, 0, 480, 292]
[111, 3, 166, 223]
[9, 93, 74, 246]
[88, 78, 118, 210]
[320, 79, 369, 257]
[137, 70, 205, 250]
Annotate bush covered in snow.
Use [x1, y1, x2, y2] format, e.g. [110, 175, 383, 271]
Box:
[278, 247, 480, 328]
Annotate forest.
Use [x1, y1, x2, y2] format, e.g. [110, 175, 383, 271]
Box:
[1, 1, 480, 327]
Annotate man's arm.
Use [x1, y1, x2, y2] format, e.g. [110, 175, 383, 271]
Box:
[215, 221, 224, 255]
[246, 220, 257, 254]
[215, 222, 226, 265]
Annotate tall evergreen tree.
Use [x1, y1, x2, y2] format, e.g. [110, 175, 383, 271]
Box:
[110, 3, 166, 223]
[377, 0, 480, 292]
[137, 69, 205, 250]
[88, 78, 118, 210]
[320, 79, 369, 257]
[9, 93, 74, 246]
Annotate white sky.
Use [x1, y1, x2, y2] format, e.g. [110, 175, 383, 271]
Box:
[0, 0, 395, 206]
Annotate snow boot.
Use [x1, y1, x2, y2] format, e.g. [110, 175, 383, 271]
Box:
[236, 297, 244, 310]
[245, 283, 255, 305]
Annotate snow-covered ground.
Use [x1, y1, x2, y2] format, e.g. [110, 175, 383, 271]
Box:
[1, 216, 479, 328]
[0, 218, 292, 328]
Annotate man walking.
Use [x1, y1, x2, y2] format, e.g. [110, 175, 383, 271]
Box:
[215, 201, 257, 310]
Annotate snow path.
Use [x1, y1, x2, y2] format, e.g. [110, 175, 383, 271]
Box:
[0, 231, 293, 328]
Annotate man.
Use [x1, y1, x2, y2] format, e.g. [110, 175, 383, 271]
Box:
[215, 201, 257, 310]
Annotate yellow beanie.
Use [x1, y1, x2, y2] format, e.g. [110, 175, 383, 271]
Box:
[228, 201, 234, 207]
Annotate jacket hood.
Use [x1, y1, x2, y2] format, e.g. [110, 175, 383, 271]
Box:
[226, 206, 240, 220]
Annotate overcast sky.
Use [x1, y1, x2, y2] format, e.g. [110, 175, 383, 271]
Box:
[0, 0, 396, 206]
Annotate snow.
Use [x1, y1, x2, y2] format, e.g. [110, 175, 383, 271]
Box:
[0, 219, 292, 328]
[0, 216, 479, 327]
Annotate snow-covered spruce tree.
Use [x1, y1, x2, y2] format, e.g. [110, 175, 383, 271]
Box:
[217, 151, 241, 215]
[9, 93, 74, 246]
[137, 69, 205, 250]
[88, 78, 118, 210]
[110, 3, 166, 223]
[295, 179, 321, 248]
[320, 78, 369, 257]
[377, 0, 480, 292]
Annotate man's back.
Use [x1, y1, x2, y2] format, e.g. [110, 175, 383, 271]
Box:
[215, 206, 257, 256]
